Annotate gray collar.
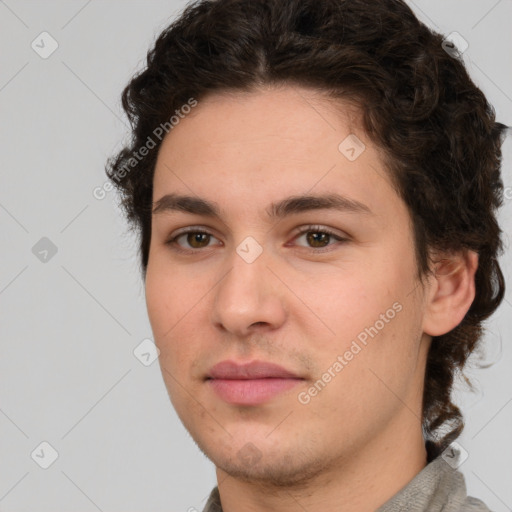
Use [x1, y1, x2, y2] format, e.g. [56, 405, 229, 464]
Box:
[202, 451, 490, 512]
[377, 452, 490, 511]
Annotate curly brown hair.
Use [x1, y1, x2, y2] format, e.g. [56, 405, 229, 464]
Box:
[105, 0, 507, 459]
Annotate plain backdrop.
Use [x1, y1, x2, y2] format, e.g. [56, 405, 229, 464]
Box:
[0, 1, 511, 511]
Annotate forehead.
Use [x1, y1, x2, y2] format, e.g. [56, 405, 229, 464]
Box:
[152, 86, 399, 220]
[157, 86, 363, 163]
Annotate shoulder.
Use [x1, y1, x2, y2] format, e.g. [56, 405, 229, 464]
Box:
[461, 495, 493, 511]
[377, 449, 493, 512]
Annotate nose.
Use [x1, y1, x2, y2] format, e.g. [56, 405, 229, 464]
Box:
[210, 248, 287, 338]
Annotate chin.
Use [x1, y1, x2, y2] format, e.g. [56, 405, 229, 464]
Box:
[196, 436, 332, 488]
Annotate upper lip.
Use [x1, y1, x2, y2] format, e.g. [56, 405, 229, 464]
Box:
[207, 360, 302, 380]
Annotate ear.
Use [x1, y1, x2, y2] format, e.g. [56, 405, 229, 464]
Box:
[422, 249, 479, 337]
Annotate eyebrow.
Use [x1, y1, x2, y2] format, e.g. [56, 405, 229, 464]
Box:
[152, 192, 373, 220]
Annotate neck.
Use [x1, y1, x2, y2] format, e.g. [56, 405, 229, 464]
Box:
[215, 417, 428, 512]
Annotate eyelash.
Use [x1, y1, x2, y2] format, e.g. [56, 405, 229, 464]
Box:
[165, 225, 349, 254]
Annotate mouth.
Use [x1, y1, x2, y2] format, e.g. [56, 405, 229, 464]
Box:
[206, 360, 305, 406]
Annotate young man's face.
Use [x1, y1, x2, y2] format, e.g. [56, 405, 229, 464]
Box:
[145, 86, 432, 485]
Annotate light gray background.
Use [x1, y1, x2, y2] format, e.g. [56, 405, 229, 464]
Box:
[0, 1, 511, 511]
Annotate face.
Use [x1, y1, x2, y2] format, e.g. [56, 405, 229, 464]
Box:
[145, 85, 431, 486]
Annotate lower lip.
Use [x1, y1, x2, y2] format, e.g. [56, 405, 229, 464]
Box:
[208, 378, 303, 405]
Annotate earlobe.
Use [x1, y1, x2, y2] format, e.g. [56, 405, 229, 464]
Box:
[422, 250, 479, 337]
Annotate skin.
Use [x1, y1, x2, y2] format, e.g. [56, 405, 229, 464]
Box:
[145, 85, 478, 512]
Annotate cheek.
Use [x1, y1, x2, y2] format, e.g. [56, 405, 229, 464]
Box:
[145, 263, 190, 360]
[296, 267, 402, 350]
[145, 266, 171, 339]
[145, 258, 217, 382]
[145, 255, 198, 333]
[297, 244, 421, 375]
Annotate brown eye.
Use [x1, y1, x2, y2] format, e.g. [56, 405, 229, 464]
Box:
[186, 232, 211, 248]
[166, 229, 219, 251]
[306, 231, 331, 248]
[293, 226, 347, 250]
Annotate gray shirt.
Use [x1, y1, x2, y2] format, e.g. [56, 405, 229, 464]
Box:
[201, 452, 491, 512]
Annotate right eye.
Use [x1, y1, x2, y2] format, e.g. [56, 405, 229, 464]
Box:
[166, 228, 222, 252]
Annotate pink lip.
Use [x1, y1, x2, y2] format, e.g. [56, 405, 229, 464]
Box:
[206, 360, 304, 405]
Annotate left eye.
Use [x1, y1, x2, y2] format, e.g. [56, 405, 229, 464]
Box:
[293, 227, 346, 249]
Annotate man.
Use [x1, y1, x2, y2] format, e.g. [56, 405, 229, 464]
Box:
[105, 0, 507, 510]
